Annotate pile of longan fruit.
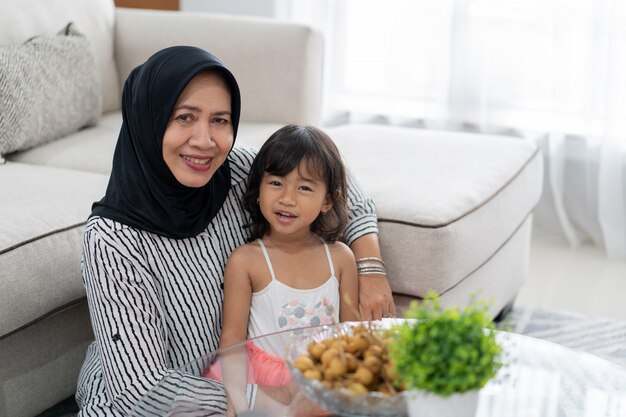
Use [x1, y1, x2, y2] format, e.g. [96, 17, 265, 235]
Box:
[292, 324, 404, 396]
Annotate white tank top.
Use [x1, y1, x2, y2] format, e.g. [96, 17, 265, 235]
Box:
[247, 238, 340, 356]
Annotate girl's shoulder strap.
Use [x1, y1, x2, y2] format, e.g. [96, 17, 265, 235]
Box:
[320, 238, 336, 277]
[257, 239, 276, 281]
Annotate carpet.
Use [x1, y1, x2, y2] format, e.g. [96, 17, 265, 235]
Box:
[498, 305, 626, 370]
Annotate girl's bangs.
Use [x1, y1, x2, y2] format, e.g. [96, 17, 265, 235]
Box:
[263, 139, 325, 180]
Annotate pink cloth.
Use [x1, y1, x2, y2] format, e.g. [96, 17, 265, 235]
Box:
[202, 340, 292, 387]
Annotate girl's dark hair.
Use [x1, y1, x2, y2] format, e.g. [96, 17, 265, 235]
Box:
[243, 125, 349, 242]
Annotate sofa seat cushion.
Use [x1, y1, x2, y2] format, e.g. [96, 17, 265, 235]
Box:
[0, 0, 118, 113]
[327, 124, 543, 298]
[0, 162, 108, 338]
[6, 112, 122, 174]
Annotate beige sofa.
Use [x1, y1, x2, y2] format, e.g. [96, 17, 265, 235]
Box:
[0, 1, 542, 416]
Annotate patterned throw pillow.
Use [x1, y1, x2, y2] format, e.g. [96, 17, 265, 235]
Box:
[0, 22, 102, 157]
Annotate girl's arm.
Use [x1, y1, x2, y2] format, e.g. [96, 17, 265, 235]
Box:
[335, 242, 360, 322]
[220, 247, 253, 348]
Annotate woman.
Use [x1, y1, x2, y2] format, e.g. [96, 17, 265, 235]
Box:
[76, 46, 394, 416]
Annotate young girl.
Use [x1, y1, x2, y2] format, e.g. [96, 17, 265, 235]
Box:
[204, 125, 359, 398]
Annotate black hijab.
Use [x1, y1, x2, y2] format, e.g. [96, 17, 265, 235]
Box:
[91, 46, 241, 239]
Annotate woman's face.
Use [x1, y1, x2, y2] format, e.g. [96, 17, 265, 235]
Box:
[162, 71, 234, 188]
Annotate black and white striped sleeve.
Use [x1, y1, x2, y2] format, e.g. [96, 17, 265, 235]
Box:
[82, 227, 227, 416]
[343, 168, 378, 245]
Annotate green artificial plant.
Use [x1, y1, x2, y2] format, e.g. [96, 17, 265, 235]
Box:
[389, 290, 502, 396]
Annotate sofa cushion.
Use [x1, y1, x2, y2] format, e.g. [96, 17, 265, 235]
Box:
[6, 113, 122, 174]
[0, 23, 101, 157]
[0, 0, 119, 113]
[326, 124, 543, 298]
[0, 162, 108, 338]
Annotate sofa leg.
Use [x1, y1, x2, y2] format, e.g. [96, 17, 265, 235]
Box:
[494, 299, 516, 323]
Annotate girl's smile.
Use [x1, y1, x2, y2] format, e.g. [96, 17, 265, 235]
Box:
[275, 210, 297, 224]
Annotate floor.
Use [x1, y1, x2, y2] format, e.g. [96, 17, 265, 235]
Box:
[516, 230, 626, 322]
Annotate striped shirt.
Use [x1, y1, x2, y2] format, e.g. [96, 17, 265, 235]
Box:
[76, 147, 378, 416]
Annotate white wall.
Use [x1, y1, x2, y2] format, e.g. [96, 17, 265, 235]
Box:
[181, 0, 276, 17]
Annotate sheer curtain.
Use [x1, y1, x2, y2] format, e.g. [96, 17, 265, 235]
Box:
[280, 0, 626, 259]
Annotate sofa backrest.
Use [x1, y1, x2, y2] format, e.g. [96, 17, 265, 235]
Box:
[114, 8, 324, 126]
[0, 0, 120, 114]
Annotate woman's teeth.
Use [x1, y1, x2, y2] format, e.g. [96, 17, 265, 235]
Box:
[182, 156, 210, 164]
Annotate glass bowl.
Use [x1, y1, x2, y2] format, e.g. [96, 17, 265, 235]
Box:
[285, 320, 408, 417]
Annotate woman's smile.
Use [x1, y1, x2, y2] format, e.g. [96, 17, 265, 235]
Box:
[181, 154, 213, 171]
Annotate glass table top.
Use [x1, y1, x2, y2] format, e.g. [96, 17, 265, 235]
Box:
[132, 319, 626, 417]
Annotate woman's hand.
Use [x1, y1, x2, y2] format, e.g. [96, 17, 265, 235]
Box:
[358, 275, 396, 321]
[349, 233, 397, 320]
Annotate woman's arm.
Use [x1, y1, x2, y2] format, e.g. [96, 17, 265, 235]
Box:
[82, 226, 227, 415]
[343, 170, 396, 320]
[349, 233, 396, 320]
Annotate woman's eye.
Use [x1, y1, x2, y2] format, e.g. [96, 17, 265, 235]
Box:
[176, 113, 194, 123]
[211, 117, 230, 125]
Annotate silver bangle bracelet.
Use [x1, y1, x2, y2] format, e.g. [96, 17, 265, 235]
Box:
[357, 266, 386, 272]
[356, 263, 386, 270]
[356, 257, 385, 265]
[358, 271, 388, 276]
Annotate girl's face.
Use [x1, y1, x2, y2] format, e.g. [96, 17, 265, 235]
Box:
[258, 161, 333, 239]
[162, 71, 233, 188]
